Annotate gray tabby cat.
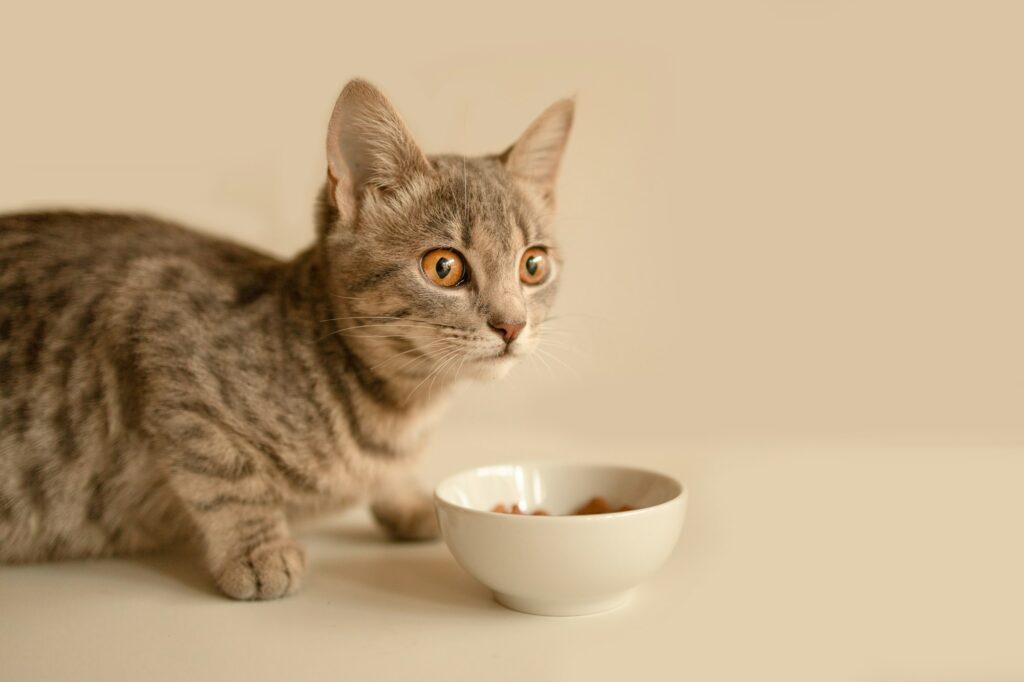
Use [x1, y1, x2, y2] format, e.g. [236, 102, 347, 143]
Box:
[0, 79, 573, 599]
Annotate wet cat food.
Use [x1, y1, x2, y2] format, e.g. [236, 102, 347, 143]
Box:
[491, 496, 634, 516]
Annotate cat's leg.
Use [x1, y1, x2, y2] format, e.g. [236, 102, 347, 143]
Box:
[192, 506, 306, 600]
[370, 471, 439, 541]
[159, 434, 305, 600]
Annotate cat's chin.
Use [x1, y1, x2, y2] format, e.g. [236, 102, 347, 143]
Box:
[461, 353, 518, 381]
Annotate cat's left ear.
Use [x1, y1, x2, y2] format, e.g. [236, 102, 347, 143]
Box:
[326, 79, 431, 225]
[500, 98, 575, 208]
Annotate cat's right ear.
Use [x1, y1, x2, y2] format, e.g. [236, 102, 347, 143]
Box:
[326, 79, 431, 225]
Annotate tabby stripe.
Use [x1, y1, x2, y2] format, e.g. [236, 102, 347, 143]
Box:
[313, 339, 398, 458]
[13, 401, 30, 438]
[252, 440, 319, 492]
[21, 465, 48, 513]
[0, 357, 12, 400]
[54, 408, 79, 462]
[278, 292, 341, 445]
[24, 319, 46, 373]
[346, 264, 404, 295]
[190, 493, 277, 513]
[237, 524, 279, 550]
[0, 493, 15, 520]
[165, 402, 315, 491]
[171, 448, 255, 481]
[86, 474, 106, 523]
[327, 328, 402, 410]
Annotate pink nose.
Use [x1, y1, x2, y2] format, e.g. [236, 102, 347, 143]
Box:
[488, 320, 525, 344]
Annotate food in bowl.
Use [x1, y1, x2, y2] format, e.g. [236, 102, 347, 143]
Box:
[491, 496, 634, 516]
[435, 462, 687, 616]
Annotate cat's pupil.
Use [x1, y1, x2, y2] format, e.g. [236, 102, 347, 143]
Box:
[526, 256, 540, 276]
[435, 258, 452, 279]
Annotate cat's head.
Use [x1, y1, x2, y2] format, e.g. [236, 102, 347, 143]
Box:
[318, 79, 573, 384]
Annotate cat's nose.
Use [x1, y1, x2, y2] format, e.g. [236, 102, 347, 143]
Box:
[488, 320, 526, 344]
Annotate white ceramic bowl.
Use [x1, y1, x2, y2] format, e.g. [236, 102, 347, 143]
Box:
[434, 462, 687, 616]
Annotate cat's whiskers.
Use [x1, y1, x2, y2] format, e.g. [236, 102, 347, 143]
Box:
[390, 342, 461, 376]
[320, 315, 461, 330]
[325, 322, 440, 334]
[322, 333, 442, 345]
[542, 312, 613, 324]
[452, 351, 467, 386]
[329, 292, 370, 304]
[367, 338, 454, 371]
[533, 345, 579, 379]
[319, 322, 461, 342]
[530, 346, 557, 378]
[533, 336, 587, 357]
[404, 346, 464, 405]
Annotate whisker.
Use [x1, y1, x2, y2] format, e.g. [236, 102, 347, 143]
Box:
[330, 293, 366, 302]
[320, 315, 461, 330]
[405, 348, 462, 404]
[454, 348, 470, 384]
[534, 346, 580, 379]
[531, 347, 557, 378]
[536, 338, 589, 357]
[320, 330, 444, 341]
[391, 343, 459, 375]
[427, 349, 459, 400]
[325, 322, 439, 334]
[368, 338, 453, 371]
[543, 312, 613, 323]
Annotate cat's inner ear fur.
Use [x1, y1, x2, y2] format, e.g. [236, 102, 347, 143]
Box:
[500, 98, 575, 207]
[326, 79, 431, 225]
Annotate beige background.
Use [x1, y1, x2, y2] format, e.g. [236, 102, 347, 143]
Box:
[1, 1, 1023, 680]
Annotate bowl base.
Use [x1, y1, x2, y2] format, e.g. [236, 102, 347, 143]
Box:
[493, 590, 632, 617]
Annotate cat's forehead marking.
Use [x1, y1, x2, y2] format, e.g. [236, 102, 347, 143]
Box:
[429, 155, 532, 252]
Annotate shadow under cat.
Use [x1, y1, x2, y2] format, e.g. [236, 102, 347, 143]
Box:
[80, 522, 501, 614]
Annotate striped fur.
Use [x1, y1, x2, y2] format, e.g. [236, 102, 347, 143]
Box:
[0, 80, 573, 599]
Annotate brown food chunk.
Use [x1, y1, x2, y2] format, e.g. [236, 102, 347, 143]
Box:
[573, 496, 612, 515]
[490, 496, 635, 516]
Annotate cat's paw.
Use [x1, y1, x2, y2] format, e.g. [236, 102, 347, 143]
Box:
[215, 541, 306, 600]
[371, 497, 440, 542]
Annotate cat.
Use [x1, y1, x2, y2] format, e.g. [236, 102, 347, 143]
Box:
[0, 79, 573, 599]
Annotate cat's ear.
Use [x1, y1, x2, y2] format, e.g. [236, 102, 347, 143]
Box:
[500, 98, 575, 206]
[326, 79, 431, 223]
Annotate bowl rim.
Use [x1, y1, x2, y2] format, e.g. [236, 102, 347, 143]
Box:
[433, 461, 687, 521]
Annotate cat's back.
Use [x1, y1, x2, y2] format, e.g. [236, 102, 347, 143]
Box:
[1, 207, 279, 401]
[0, 210, 279, 281]
[0, 209, 282, 330]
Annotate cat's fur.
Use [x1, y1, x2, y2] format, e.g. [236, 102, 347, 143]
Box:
[0, 79, 573, 599]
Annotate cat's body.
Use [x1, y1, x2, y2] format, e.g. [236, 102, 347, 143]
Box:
[0, 209, 426, 563]
[0, 80, 573, 599]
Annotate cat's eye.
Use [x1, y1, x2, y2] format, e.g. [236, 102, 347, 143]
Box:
[519, 247, 549, 285]
[421, 248, 467, 287]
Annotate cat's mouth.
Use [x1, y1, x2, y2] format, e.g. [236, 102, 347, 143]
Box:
[485, 346, 519, 361]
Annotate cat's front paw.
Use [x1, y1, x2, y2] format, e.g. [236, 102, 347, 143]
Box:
[371, 497, 440, 542]
[215, 541, 306, 600]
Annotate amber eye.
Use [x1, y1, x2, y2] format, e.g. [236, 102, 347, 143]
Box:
[519, 247, 549, 285]
[421, 248, 467, 287]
